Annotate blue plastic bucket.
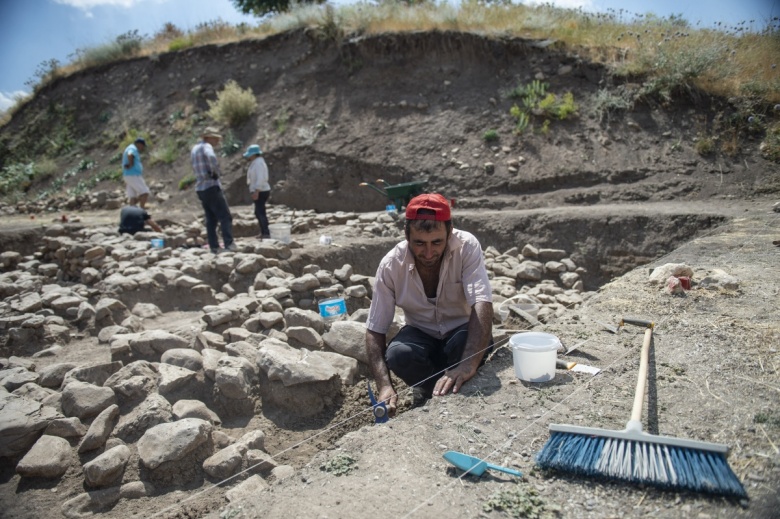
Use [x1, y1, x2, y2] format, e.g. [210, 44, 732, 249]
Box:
[318, 297, 346, 321]
[150, 238, 164, 249]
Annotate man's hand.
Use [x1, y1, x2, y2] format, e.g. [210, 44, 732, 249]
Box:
[251, 191, 259, 201]
[433, 364, 478, 396]
[377, 385, 398, 417]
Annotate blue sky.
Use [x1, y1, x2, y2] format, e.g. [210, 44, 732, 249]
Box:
[1, 0, 777, 111]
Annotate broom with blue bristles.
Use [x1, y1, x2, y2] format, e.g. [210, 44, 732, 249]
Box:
[536, 318, 747, 498]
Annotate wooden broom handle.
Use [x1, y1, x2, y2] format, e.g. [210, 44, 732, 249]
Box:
[630, 327, 653, 422]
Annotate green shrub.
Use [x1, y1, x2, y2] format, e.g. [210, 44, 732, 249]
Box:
[592, 87, 634, 123]
[509, 106, 530, 133]
[179, 174, 196, 190]
[74, 30, 145, 68]
[169, 36, 194, 52]
[482, 129, 499, 142]
[219, 130, 243, 157]
[24, 58, 61, 91]
[508, 80, 577, 134]
[483, 486, 546, 519]
[150, 138, 180, 165]
[34, 158, 58, 180]
[760, 123, 780, 163]
[0, 162, 35, 194]
[695, 134, 715, 156]
[274, 108, 290, 134]
[207, 80, 257, 127]
[96, 168, 123, 182]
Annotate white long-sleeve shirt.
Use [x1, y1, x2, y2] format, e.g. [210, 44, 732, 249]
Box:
[246, 156, 270, 192]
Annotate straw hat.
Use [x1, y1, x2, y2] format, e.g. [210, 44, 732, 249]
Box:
[202, 126, 222, 139]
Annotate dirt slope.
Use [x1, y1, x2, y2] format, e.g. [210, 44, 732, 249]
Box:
[1, 30, 777, 215]
[0, 27, 778, 519]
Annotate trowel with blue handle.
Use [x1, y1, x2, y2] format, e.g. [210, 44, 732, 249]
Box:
[443, 450, 523, 477]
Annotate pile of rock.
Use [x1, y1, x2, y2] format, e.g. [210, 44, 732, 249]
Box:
[0, 189, 127, 216]
[485, 243, 593, 326]
[0, 209, 592, 516]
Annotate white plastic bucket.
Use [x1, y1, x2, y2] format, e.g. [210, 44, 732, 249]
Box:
[268, 223, 291, 244]
[510, 332, 560, 382]
[318, 297, 346, 321]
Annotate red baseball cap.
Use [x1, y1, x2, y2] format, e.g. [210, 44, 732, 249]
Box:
[405, 193, 451, 221]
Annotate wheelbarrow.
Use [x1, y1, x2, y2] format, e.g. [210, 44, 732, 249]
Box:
[359, 179, 429, 210]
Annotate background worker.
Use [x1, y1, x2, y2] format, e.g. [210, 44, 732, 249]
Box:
[365, 193, 494, 416]
[243, 144, 271, 239]
[122, 137, 150, 208]
[191, 127, 236, 253]
[118, 205, 162, 235]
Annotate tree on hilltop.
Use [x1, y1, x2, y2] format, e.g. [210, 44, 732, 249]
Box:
[231, 0, 326, 17]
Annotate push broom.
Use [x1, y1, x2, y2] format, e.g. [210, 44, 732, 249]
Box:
[536, 318, 747, 498]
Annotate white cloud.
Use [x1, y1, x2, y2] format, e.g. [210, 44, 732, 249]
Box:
[53, 0, 146, 9]
[0, 91, 29, 113]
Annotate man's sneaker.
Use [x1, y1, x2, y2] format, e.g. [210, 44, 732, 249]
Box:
[225, 242, 238, 252]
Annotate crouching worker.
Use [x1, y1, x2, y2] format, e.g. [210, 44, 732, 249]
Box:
[118, 205, 162, 235]
[365, 193, 493, 417]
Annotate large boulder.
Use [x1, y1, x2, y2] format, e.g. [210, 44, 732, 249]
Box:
[137, 418, 212, 470]
[0, 393, 61, 457]
[113, 393, 173, 443]
[83, 444, 131, 487]
[61, 361, 123, 387]
[322, 320, 369, 364]
[202, 443, 247, 479]
[61, 381, 117, 420]
[15, 434, 72, 478]
[255, 338, 342, 416]
[104, 360, 159, 402]
[214, 356, 256, 400]
[79, 404, 120, 453]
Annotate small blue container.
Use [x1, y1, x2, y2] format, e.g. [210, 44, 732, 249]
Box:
[318, 297, 347, 321]
[150, 238, 164, 249]
[386, 204, 397, 213]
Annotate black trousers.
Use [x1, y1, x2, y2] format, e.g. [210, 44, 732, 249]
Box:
[385, 324, 493, 397]
[253, 190, 270, 237]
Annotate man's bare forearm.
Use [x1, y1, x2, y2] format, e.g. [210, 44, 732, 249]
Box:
[365, 329, 393, 389]
[461, 301, 493, 370]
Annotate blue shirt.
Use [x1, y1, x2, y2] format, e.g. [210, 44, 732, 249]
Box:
[191, 141, 222, 191]
[122, 144, 143, 177]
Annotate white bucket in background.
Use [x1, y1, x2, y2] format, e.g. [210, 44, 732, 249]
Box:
[318, 297, 347, 321]
[510, 332, 560, 382]
[268, 223, 291, 244]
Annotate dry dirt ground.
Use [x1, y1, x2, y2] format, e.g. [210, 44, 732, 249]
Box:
[1, 27, 779, 519]
[203, 205, 777, 519]
[0, 200, 778, 519]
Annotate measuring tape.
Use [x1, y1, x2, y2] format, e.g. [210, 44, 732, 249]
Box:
[367, 381, 389, 424]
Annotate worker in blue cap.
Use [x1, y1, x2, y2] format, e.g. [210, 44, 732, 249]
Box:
[244, 144, 271, 239]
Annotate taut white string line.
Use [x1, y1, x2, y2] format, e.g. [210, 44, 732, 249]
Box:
[402, 306, 682, 519]
[404, 212, 778, 517]
[151, 212, 777, 518]
[148, 333, 510, 518]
